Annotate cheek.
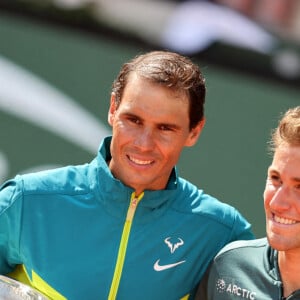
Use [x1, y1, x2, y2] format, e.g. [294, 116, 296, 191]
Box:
[263, 185, 276, 208]
[113, 121, 134, 137]
[162, 145, 183, 164]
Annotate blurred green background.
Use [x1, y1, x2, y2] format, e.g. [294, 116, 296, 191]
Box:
[0, 9, 299, 238]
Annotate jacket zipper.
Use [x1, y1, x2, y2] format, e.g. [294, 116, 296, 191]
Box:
[108, 192, 144, 300]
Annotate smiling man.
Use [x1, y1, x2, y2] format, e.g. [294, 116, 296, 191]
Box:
[0, 50, 253, 299]
[108, 71, 201, 196]
[196, 106, 300, 300]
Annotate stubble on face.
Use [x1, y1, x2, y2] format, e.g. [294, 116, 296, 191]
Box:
[108, 74, 202, 195]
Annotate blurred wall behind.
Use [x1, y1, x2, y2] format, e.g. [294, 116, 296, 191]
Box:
[0, 4, 299, 237]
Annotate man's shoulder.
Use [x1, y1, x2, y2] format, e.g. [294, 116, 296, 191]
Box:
[216, 237, 268, 258]
[178, 177, 233, 211]
[199, 238, 277, 300]
[14, 162, 94, 196]
[206, 238, 269, 278]
[176, 178, 251, 230]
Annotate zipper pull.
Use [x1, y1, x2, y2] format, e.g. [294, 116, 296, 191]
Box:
[126, 192, 144, 221]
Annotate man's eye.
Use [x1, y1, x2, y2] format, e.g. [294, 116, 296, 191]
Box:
[270, 175, 280, 181]
[269, 175, 282, 186]
[159, 125, 172, 131]
[129, 117, 140, 124]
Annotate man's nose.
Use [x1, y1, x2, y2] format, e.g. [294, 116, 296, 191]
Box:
[133, 128, 155, 150]
[269, 186, 291, 210]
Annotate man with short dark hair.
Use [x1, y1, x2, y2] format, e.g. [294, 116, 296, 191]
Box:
[0, 50, 254, 300]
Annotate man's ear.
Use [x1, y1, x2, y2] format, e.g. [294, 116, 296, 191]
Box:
[108, 93, 117, 126]
[185, 118, 206, 147]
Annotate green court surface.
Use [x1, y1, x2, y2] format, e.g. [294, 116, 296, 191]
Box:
[0, 10, 299, 237]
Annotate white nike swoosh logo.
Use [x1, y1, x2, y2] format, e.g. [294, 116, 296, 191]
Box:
[153, 259, 186, 271]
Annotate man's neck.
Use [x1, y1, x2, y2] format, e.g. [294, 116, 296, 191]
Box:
[279, 250, 300, 297]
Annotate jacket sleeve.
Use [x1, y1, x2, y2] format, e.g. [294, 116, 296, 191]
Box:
[231, 208, 255, 241]
[0, 179, 23, 274]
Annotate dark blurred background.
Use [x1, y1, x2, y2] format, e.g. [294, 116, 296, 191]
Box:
[0, 0, 300, 237]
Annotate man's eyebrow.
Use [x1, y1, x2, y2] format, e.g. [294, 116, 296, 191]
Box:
[122, 112, 141, 119]
[268, 168, 300, 182]
[122, 112, 181, 129]
[268, 168, 278, 174]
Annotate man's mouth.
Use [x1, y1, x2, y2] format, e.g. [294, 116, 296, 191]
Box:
[273, 214, 297, 225]
[128, 155, 154, 165]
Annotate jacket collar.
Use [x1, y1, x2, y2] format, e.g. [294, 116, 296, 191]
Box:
[93, 137, 179, 221]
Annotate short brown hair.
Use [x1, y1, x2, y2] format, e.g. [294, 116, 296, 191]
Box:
[112, 51, 206, 130]
[269, 106, 300, 152]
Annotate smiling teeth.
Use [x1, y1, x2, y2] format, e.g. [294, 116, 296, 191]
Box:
[274, 215, 297, 225]
[130, 157, 152, 165]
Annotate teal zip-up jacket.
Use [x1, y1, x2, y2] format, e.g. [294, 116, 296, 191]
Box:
[0, 137, 254, 299]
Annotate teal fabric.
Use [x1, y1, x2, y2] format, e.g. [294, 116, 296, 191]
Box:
[0, 137, 254, 299]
